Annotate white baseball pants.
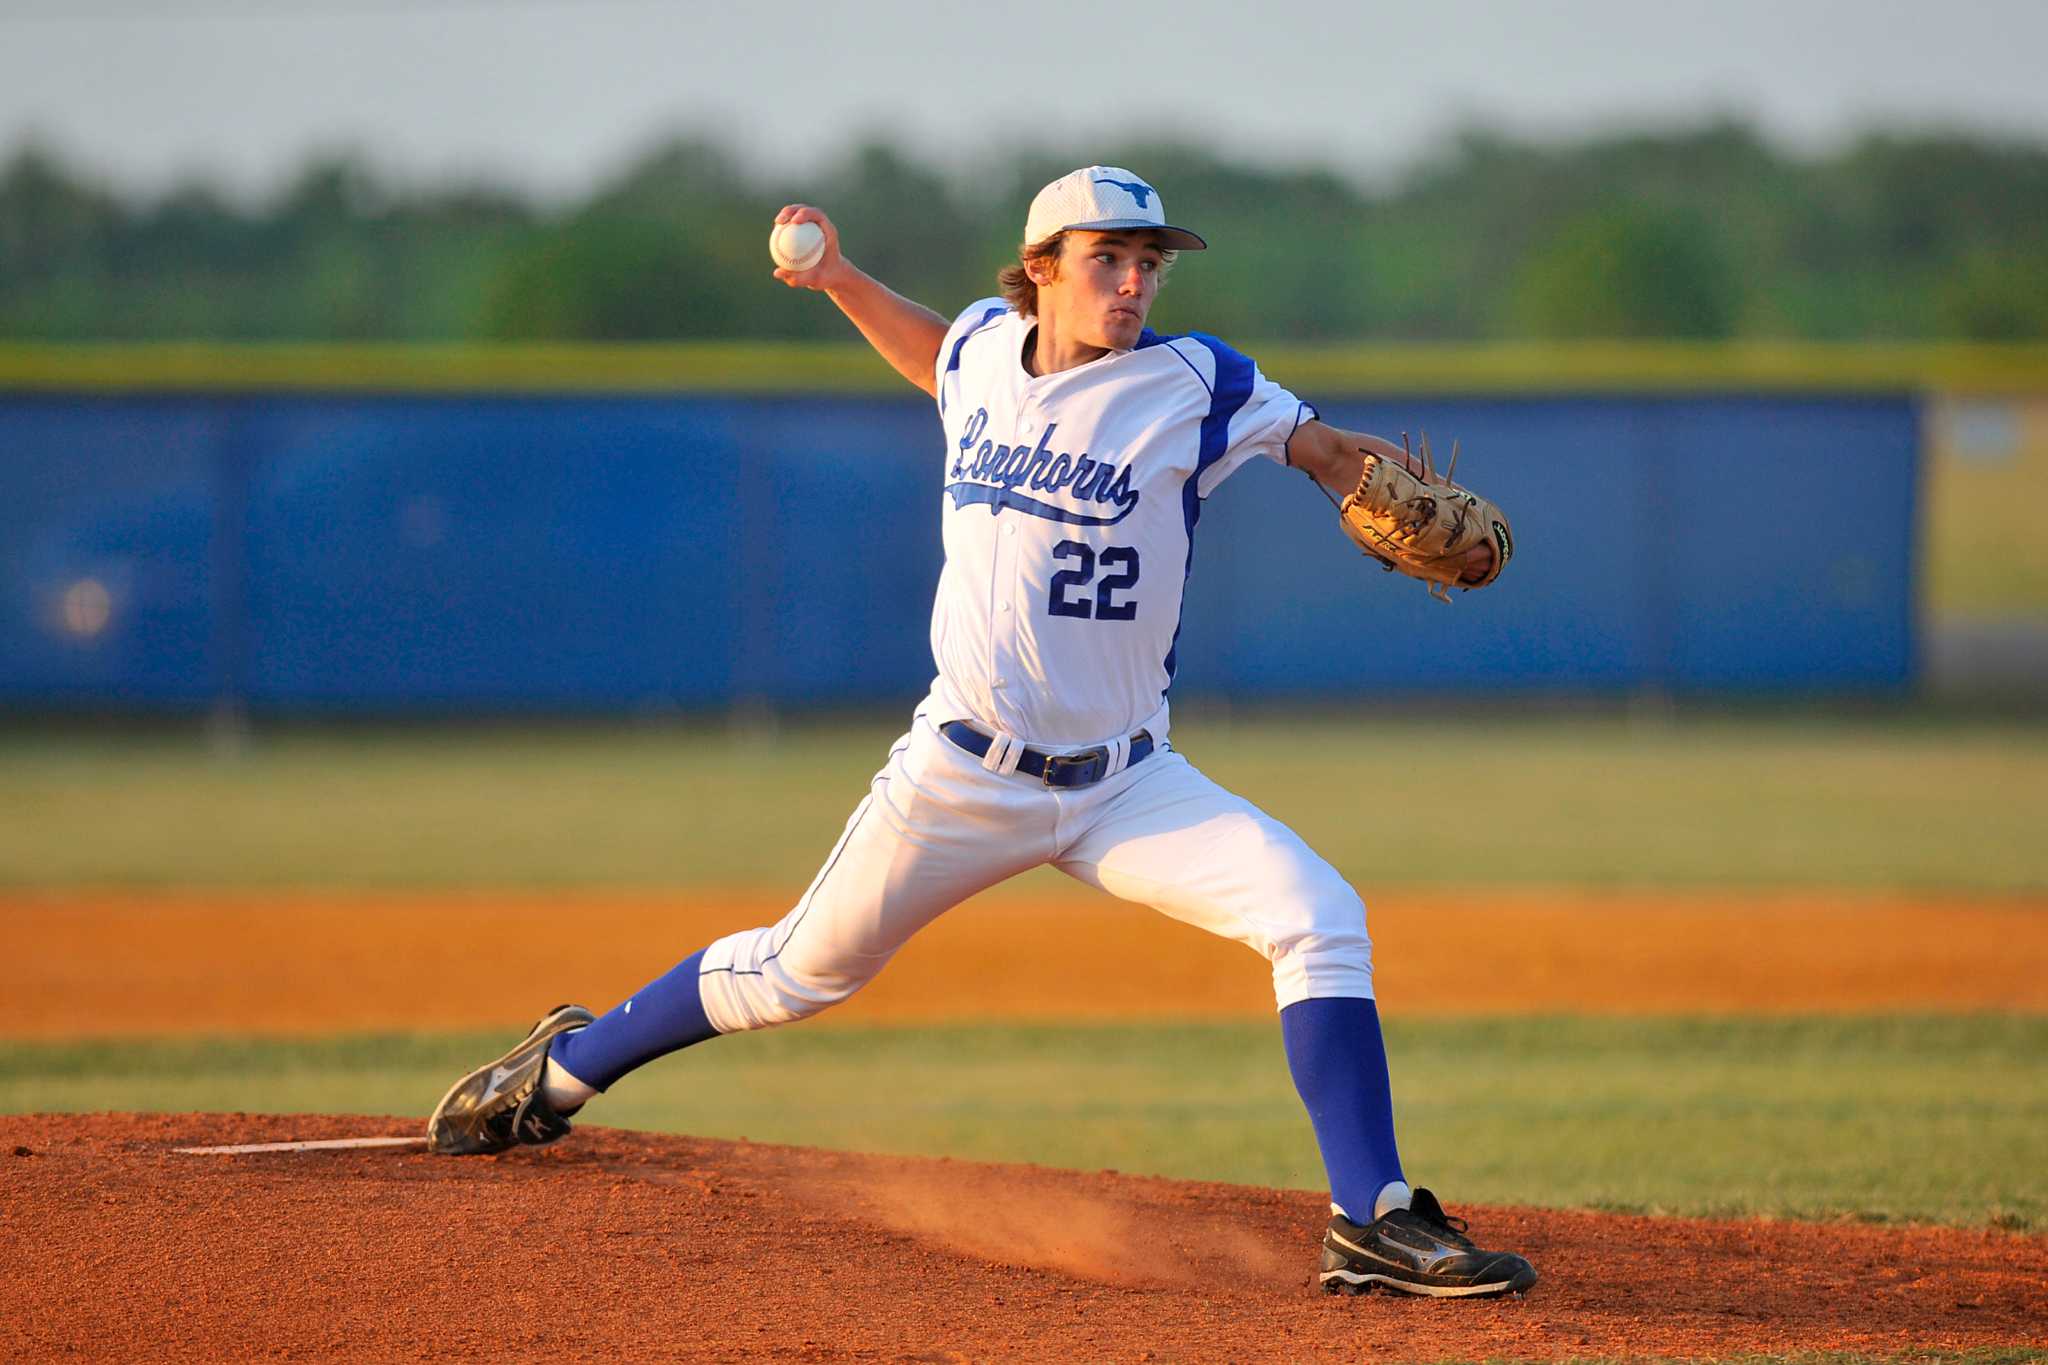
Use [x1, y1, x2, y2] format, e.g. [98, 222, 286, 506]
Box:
[695, 710, 1374, 1034]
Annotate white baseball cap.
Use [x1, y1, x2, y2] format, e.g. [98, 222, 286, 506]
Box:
[1023, 166, 1208, 251]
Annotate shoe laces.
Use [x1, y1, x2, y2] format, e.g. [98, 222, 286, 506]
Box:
[1408, 1189, 1475, 1245]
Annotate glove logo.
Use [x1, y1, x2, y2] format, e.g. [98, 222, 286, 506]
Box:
[1491, 521, 1513, 567]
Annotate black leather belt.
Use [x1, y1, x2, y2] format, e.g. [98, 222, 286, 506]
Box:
[940, 720, 1155, 789]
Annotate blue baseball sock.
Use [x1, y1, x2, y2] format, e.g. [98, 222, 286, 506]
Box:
[1280, 995, 1405, 1224]
[546, 948, 719, 1093]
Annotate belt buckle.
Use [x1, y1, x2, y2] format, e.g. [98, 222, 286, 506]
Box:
[1041, 748, 1105, 788]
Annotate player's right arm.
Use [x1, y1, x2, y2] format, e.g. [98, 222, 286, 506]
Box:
[772, 205, 947, 398]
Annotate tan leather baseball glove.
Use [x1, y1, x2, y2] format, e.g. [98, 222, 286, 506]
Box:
[1339, 434, 1514, 603]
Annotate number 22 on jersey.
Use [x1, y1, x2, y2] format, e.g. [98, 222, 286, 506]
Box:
[1047, 539, 1140, 621]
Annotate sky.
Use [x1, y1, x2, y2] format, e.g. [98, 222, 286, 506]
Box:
[3, 0, 2046, 203]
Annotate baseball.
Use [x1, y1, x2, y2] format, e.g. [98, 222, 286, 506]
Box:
[770, 220, 826, 272]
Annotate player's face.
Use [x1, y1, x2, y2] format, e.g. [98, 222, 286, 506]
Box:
[1042, 231, 1166, 350]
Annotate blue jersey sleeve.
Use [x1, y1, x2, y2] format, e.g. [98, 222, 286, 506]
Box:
[1171, 334, 1319, 498]
[933, 297, 1011, 416]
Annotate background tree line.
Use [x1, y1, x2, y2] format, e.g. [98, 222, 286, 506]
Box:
[3, 121, 2045, 344]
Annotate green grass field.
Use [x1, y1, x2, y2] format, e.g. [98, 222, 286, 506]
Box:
[4, 709, 2046, 891]
[5, 1016, 2040, 1232]
[8, 710, 2046, 1275]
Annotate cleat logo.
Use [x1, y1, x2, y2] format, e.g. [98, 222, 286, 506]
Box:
[1330, 1224, 1462, 1275]
[1392, 1227, 1464, 1268]
[479, 1064, 519, 1104]
[1414, 1241, 1463, 1272]
[1327, 1227, 1409, 1270]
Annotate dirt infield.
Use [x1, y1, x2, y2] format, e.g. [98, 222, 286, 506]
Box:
[9, 887, 2046, 1037]
[4, 1113, 2042, 1362]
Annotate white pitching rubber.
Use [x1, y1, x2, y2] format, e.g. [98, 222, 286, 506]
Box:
[174, 1136, 430, 1155]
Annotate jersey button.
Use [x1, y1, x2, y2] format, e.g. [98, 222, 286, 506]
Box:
[1004, 525, 1016, 537]
[999, 602, 1012, 613]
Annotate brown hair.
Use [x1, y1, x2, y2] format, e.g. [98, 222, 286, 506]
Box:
[997, 231, 1179, 317]
[997, 233, 1066, 316]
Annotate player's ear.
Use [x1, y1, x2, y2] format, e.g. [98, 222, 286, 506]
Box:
[1022, 234, 1064, 288]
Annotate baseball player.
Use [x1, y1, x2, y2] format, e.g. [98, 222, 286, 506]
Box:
[429, 166, 1532, 1298]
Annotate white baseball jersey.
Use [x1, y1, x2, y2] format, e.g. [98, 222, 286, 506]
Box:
[695, 299, 1375, 1042]
[925, 298, 1318, 747]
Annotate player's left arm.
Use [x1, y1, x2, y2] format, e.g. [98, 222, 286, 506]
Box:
[1286, 420, 1423, 497]
[1285, 419, 1498, 582]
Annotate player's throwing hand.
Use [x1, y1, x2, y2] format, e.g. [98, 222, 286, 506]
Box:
[770, 205, 849, 290]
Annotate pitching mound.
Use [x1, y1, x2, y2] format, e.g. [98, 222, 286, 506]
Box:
[4, 1114, 2043, 1362]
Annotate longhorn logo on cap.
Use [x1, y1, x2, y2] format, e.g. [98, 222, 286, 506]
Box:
[1093, 176, 1154, 208]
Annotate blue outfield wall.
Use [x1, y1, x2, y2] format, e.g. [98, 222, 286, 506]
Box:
[0, 392, 1917, 711]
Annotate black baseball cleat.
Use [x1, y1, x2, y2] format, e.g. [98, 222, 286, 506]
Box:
[427, 1004, 596, 1156]
[1318, 1187, 1538, 1298]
